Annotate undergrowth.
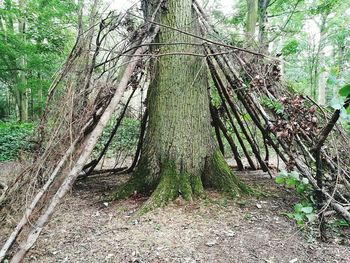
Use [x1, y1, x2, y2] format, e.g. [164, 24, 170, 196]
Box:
[275, 170, 317, 226]
[93, 117, 140, 158]
[0, 121, 34, 161]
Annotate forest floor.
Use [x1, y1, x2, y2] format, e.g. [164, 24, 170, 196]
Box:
[1, 161, 350, 263]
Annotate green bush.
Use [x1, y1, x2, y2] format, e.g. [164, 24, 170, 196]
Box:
[0, 121, 34, 161]
[275, 170, 316, 226]
[94, 117, 140, 157]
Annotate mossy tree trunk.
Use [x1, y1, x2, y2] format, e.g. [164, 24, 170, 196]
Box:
[114, 0, 248, 210]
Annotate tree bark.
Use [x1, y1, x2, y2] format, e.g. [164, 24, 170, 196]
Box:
[17, 0, 29, 122]
[258, 0, 269, 50]
[246, 0, 258, 42]
[114, 0, 247, 210]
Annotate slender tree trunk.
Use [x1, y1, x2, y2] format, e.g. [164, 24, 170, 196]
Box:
[318, 52, 326, 105]
[258, 0, 269, 50]
[18, 0, 28, 122]
[312, 14, 327, 101]
[114, 0, 247, 210]
[246, 0, 258, 42]
[3, 0, 28, 122]
[332, 45, 346, 98]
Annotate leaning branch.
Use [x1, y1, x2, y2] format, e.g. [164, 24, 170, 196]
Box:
[8, 28, 159, 263]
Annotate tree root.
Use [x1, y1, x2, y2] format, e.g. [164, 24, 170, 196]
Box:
[204, 150, 252, 196]
[113, 150, 250, 214]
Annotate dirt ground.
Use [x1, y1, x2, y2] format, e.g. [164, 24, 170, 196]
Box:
[1, 162, 350, 263]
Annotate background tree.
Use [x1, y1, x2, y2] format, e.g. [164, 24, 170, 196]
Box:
[210, 0, 349, 105]
[0, 0, 78, 121]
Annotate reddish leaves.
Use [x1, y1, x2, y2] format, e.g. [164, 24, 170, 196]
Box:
[269, 95, 318, 144]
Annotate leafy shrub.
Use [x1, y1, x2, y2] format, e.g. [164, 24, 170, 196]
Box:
[275, 170, 316, 226]
[261, 96, 285, 116]
[94, 117, 140, 157]
[281, 39, 299, 56]
[0, 121, 34, 161]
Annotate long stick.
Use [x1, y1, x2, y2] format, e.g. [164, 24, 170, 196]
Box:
[0, 116, 98, 262]
[213, 118, 225, 156]
[126, 109, 148, 173]
[9, 29, 158, 263]
[210, 103, 244, 170]
[208, 60, 257, 169]
[83, 86, 138, 177]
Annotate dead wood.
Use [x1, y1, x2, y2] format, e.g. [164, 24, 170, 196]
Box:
[8, 28, 159, 263]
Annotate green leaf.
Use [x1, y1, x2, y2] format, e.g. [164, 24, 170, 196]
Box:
[340, 108, 350, 120]
[339, 84, 350, 97]
[330, 97, 345, 110]
[281, 39, 299, 56]
[294, 213, 305, 222]
[275, 176, 285, 184]
[296, 184, 306, 194]
[294, 203, 303, 213]
[305, 213, 317, 222]
[300, 206, 313, 214]
[286, 177, 297, 187]
[301, 178, 309, 185]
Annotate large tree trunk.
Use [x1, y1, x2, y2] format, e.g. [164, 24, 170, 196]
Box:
[114, 0, 247, 211]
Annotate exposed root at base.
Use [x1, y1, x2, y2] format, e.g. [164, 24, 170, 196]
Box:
[137, 161, 205, 214]
[113, 151, 251, 214]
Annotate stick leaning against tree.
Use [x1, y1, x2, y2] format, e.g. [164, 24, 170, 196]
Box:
[5, 27, 159, 263]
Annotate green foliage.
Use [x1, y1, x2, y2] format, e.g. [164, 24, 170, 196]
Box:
[94, 117, 140, 158]
[0, 121, 34, 161]
[331, 84, 350, 123]
[0, 0, 78, 120]
[275, 170, 317, 226]
[244, 213, 252, 220]
[339, 84, 350, 97]
[281, 39, 299, 56]
[261, 96, 285, 116]
[326, 67, 339, 86]
[327, 219, 350, 228]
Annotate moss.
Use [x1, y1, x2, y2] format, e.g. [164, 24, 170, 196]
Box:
[206, 150, 251, 197]
[113, 158, 155, 200]
[189, 174, 205, 197]
[138, 160, 204, 213]
[114, 150, 251, 213]
[112, 176, 143, 200]
[178, 172, 194, 201]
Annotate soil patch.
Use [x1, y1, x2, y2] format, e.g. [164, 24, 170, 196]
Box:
[1, 170, 347, 263]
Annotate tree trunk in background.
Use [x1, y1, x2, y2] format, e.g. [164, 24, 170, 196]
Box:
[17, 0, 28, 122]
[258, 0, 269, 50]
[333, 45, 346, 98]
[318, 51, 326, 105]
[311, 14, 327, 100]
[2, 0, 28, 122]
[115, 0, 247, 210]
[246, 0, 258, 42]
